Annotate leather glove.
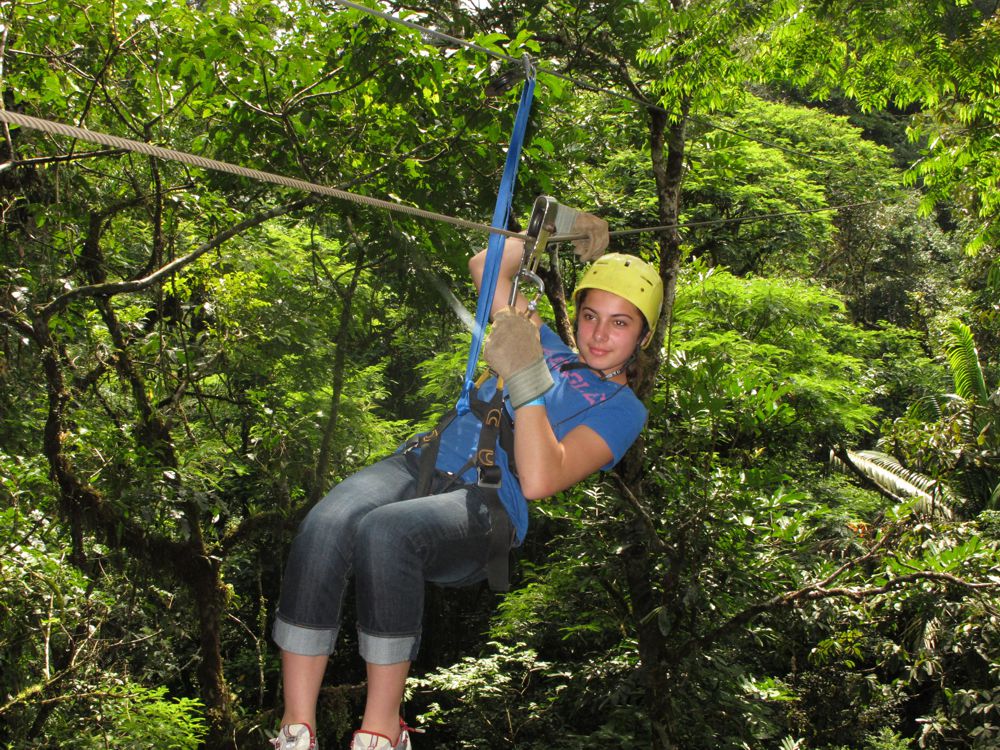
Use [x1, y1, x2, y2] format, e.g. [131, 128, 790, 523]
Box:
[483, 307, 554, 409]
[554, 206, 609, 262]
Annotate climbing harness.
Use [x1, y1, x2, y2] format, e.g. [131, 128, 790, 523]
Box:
[404, 194, 588, 592]
[403, 372, 515, 591]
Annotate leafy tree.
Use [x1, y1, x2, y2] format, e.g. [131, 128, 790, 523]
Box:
[3, 1, 999, 749]
[761, 0, 1000, 251]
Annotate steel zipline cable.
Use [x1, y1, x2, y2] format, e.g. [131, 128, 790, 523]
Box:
[0, 110, 523, 240]
[0, 110, 882, 242]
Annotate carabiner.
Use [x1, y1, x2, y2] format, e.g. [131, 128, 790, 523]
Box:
[515, 268, 545, 312]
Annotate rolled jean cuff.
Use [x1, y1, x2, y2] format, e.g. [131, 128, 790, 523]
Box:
[273, 615, 339, 656]
[358, 629, 419, 665]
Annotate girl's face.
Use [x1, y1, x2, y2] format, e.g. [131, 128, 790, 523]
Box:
[575, 288, 646, 379]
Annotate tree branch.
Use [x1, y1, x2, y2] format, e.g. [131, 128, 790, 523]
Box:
[684, 563, 998, 657]
[608, 473, 670, 552]
[0, 148, 126, 171]
[39, 196, 316, 319]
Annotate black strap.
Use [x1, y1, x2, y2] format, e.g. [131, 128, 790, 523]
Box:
[482, 488, 512, 592]
[471, 387, 505, 488]
[469, 388, 518, 480]
[408, 409, 458, 497]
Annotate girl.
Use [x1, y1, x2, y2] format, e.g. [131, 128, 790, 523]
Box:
[271, 232, 663, 750]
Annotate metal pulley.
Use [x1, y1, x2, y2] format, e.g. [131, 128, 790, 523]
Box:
[509, 194, 588, 311]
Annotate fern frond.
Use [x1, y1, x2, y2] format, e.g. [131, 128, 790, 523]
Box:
[831, 449, 955, 519]
[988, 260, 1000, 294]
[905, 394, 946, 422]
[943, 320, 988, 403]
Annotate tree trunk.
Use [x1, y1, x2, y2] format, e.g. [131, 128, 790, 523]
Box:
[542, 242, 576, 347]
[618, 101, 690, 750]
[311, 237, 365, 502]
[188, 556, 238, 749]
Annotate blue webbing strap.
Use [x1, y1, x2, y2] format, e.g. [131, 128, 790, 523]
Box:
[456, 71, 536, 415]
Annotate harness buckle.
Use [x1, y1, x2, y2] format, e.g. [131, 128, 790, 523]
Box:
[477, 464, 502, 489]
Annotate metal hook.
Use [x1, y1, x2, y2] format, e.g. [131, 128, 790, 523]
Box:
[516, 268, 545, 312]
[509, 195, 558, 307]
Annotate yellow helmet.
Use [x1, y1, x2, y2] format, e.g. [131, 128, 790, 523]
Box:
[573, 253, 663, 348]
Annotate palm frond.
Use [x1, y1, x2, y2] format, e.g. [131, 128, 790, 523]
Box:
[943, 320, 989, 404]
[830, 449, 955, 519]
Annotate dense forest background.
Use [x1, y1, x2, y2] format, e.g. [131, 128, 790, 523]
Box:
[1, 1, 999, 748]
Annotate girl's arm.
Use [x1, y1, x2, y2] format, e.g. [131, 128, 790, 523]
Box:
[511, 410, 613, 499]
[468, 235, 541, 324]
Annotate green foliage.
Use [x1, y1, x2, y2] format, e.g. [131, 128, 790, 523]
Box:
[943, 320, 989, 403]
[865, 727, 913, 750]
[414, 638, 652, 749]
[682, 97, 898, 277]
[2, 0, 999, 748]
[869, 319, 1000, 515]
[797, 513, 1000, 749]
[0, 499, 207, 748]
[761, 0, 1000, 250]
[46, 685, 207, 750]
[671, 262, 879, 447]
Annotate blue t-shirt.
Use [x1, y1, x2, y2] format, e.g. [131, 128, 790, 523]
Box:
[433, 324, 648, 544]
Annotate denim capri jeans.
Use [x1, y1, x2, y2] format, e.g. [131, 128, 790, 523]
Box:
[273, 451, 511, 665]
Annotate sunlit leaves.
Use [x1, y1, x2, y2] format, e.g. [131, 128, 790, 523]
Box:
[943, 319, 989, 403]
[761, 0, 1000, 250]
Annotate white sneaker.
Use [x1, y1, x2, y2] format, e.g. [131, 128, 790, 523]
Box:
[272, 722, 317, 750]
[395, 718, 415, 750]
[351, 731, 394, 750]
[351, 719, 418, 750]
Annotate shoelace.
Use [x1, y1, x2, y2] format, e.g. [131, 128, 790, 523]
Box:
[272, 723, 315, 750]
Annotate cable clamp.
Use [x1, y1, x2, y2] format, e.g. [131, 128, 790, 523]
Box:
[521, 53, 536, 81]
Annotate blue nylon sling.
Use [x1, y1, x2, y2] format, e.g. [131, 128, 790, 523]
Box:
[456, 70, 536, 415]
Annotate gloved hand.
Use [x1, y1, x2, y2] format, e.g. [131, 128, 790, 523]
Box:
[569, 212, 609, 262]
[483, 307, 554, 409]
[554, 205, 609, 262]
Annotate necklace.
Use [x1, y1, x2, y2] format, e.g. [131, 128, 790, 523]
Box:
[560, 353, 635, 382]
